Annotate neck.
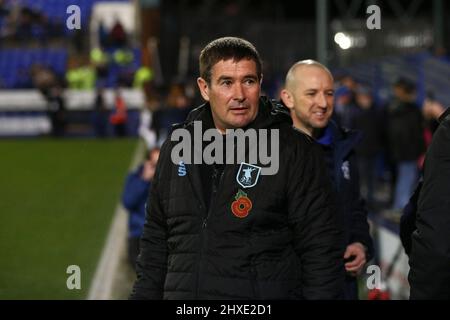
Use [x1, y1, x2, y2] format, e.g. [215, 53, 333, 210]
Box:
[292, 117, 313, 137]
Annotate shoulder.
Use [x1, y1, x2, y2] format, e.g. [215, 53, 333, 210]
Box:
[331, 122, 362, 147]
[278, 124, 323, 161]
[278, 123, 314, 144]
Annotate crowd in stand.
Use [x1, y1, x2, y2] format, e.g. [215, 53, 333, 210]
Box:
[326, 75, 446, 219]
[0, 0, 65, 43]
[0, 0, 145, 91]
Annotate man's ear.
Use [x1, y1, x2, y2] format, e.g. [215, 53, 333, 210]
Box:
[197, 77, 210, 101]
[280, 89, 294, 110]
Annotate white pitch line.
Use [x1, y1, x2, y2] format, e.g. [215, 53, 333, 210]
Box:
[87, 140, 146, 300]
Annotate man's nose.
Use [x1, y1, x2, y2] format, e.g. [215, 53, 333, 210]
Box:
[316, 93, 327, 108]
[233, 84, 245, 101]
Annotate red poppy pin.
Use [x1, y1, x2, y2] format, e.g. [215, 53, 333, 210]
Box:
[231, 189, 252, 218]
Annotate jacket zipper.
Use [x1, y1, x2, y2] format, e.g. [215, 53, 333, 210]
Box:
[249, 256, 262, 299]
[195, 166, 226, 298]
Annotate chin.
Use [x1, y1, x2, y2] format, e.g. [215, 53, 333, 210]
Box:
[230, 116, 253, 128]
[314, 120, 330, 128]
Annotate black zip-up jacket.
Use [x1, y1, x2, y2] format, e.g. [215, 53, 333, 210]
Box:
[408, 107, 450, 299]
[130, 97, 345, 300]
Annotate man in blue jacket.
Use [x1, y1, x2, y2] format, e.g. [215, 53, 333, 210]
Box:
[122, 147, 160, 269]
[281, 60, 374, 299]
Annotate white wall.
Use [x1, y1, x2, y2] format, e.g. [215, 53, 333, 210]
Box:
[0, 89, 144, 111]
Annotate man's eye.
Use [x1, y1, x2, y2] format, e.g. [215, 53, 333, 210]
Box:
[221, 81, 232, 86]
[244, 79, 256, 85]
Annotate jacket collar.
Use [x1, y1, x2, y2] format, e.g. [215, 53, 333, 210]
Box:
[438, 107, 450, 124]
[318, 121, 362, 160]
[175, 96, 292, 131]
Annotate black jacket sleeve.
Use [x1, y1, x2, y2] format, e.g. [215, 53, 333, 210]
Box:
[129, 141, 171, 299]
[400, 181, 422, 256]
[348, 153, 374, 261]
[287, 140, 345, 299]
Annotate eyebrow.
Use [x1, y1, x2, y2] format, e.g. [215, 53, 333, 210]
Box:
[304, 88, 334, 93]
[216, 74, 258, 82]
[217, 76, 233, 82]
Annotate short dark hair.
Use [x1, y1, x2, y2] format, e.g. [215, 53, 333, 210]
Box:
[394, 77, 416, 94]
[199, 37, 262, 84]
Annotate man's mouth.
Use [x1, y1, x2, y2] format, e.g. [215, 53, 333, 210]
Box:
[313, 110, 327, 118]
[229, 103, 249, 114]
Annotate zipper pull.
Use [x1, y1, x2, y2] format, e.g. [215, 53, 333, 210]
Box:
[202, 218, 207, 229]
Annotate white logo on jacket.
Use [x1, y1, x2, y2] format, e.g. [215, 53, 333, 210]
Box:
[178, 161, 187, 176]
[341, 161, 350, 180]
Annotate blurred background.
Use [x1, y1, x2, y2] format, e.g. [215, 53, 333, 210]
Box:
[0, 0, 449, 299]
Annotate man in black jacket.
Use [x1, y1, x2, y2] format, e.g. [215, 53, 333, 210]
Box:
[130, 37, 344, 299]
[405, 107, 450, 299]
[280, 60, 374, 299]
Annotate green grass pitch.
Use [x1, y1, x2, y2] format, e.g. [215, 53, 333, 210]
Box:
[0, 138, 138, 299]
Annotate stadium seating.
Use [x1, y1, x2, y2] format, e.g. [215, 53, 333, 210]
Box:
[10, 0, 130, 27]
[0, 48, 68, 89]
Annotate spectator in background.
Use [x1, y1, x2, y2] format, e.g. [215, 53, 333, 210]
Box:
[386, 78, 425, 213]
[431, 45, 450, 64]
[66, 58, 96, 90]
[339, 74, 358, 94]
[109, 17, 127, 48]
[98, 22, 109, 48]
[30, 63, 58, 98]
[113, 48, 134, 66]
[353, 86, 383, 208]
[90, 46, 109, 81]
[0, 0, 9, 17]
[133, 65, 154, 89]
[92, 86, 109, 137]
[114, 48, 135, 87]
[15, 6, 33, 41]
[0, 1, 20, 40]
[47, 85, 66, 137]
[110, 88, 128, 137]
[151, 82, 192, 145]
[334, 85, 359, 129]
[122, 147, 160, 270]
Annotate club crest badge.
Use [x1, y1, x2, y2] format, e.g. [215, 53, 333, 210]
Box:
[231, 189, 252, 218]
[236, 162, 261, 189]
